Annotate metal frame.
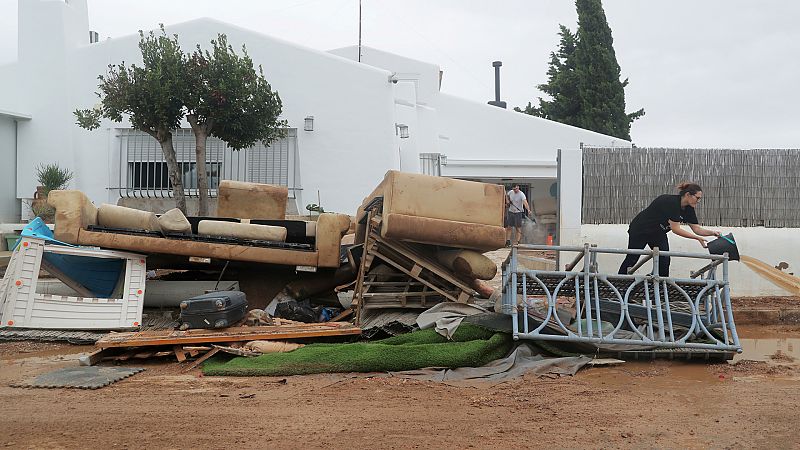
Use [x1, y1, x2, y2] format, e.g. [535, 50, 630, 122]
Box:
[502, 244, 741, 353]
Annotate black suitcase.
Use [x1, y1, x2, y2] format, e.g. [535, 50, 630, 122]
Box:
[179, 290, 248, 330]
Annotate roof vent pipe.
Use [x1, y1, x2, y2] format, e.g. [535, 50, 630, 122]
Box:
[89, 31, 99, 43]
[488, 61, 507, 109]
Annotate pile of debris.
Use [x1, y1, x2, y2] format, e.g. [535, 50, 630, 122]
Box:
[0, 170, 515, 371]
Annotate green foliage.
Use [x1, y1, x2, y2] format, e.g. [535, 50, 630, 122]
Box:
[305, 203, 325, 214]
[35, 163, 74, 194]
[75, 25, 186, 139]
[31, 202, 56, 223]
[517, 0, 644, 141]
[202, 324, 512, 376]
[75, 27, 287, 215]
[186, 34, 287, 150]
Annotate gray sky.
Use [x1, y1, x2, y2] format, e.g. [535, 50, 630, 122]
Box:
[1, 0, 798, 148]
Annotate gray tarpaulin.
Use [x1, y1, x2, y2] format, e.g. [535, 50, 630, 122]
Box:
[390, 343, 596, 386]
[416, 302, 488, 339]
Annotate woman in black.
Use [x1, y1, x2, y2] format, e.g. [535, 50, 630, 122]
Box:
[618, 182, 720, 276]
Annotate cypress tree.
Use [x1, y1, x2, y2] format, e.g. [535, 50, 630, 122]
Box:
[517, 0, 644, 141]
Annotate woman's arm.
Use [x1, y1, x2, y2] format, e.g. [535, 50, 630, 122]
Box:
[669, 220, 708, 247]
[689, 223, 721, 237]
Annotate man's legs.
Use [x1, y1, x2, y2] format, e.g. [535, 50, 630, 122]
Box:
[514, 226, 523, 245]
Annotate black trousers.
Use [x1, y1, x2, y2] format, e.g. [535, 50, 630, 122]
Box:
[618, 232, 671, 276]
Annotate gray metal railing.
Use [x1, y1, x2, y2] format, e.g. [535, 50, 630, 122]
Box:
[115, 128, 300, 199]
[502, 244, 741, 353]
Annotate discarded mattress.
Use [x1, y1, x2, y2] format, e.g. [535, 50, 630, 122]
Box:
[48, 190, 351, 268]
[356, 171, 506, 251]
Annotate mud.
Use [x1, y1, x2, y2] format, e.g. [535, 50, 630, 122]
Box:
[2, 324, 800, 448]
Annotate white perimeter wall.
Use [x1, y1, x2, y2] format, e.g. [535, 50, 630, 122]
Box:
[571, 223, 800, 297]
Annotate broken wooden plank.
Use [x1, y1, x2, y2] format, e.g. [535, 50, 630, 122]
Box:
[182, 347, 221, 372]
[174, 346, 187, 362]
[329, 307, 353, 322]
[96, 322, 361, 348]
[79, 348, 120, 366]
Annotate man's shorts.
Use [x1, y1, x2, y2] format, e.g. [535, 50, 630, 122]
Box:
[506, 211, 525, 228]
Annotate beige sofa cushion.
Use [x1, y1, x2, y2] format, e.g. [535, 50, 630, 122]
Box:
[436, 249, 498, 280]
[382, 213, 506, 251]
[217, 180, 288, 220]
[158, 208, 192, 234]
[381, 171, 504, 227]
[97, 204, 162, 233]
[198, 220, 287, 242]
[47, 190, 98, 244]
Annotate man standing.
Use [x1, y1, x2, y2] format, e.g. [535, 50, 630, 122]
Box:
[505, 184, 531, 246]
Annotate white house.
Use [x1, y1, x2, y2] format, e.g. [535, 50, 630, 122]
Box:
[0, 0, 794, 297]
[0, 0, 623, 224]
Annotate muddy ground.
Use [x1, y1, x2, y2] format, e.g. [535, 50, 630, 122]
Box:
[1, 322, 799, 449]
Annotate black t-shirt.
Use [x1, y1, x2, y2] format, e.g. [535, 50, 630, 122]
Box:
[629, 194, 698, 236]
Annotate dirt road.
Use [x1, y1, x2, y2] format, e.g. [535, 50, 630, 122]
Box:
[2, 324, 800, 449]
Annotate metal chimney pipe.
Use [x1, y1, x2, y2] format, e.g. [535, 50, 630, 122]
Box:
[488, 60, 507, 109]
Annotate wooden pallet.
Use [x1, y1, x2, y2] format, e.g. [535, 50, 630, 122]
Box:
[353, 210, 477, 323]
[95, 322, 361, 348]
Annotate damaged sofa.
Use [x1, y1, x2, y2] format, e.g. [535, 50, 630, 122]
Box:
[355, 170, 506, 251]
[48, 182, 351, 268]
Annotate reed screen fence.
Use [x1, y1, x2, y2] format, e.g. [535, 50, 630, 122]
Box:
[582, 147, 800, 227]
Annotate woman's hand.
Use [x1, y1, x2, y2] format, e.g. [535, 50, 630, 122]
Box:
[711, 230, 722, 237]
[697, 237, 708, 248]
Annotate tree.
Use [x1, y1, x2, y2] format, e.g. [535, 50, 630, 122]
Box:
[75, 26, 189, 212]
[517, 0, 644, 141]
[184, 34, 287, 216]
[514, 25, 580, 126]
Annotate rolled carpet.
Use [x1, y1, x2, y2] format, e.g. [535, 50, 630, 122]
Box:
[202, 324, 512, 376]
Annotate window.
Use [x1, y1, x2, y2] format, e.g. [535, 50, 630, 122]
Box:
[119, 128, 298, 198]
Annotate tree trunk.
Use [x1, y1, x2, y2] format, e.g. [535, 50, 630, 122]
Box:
[154, 130, 187, 214]
[188, 115, 210, 216]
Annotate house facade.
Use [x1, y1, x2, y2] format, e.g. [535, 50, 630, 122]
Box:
[0, 1, 793, 297]
[0, 0, 624, 224]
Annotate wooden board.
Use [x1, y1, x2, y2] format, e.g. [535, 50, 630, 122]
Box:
[95, 322, 360, 348]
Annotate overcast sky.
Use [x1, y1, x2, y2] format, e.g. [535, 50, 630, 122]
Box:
[1, 0, 798, 148]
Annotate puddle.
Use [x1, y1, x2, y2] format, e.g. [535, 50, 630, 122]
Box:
[733, 325, 800, 362]
[735, 338, 800, 362]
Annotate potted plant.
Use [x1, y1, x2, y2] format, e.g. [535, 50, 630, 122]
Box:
[31, 163, 74, 223]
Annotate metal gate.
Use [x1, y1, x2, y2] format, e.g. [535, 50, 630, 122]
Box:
[502, 244, 742, 353]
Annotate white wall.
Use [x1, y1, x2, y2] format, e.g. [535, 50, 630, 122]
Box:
[575, 224, 800, 297]
[328, 46, 441, 105]
[6, 4, 400, 216]
[434, 94, 628, 164]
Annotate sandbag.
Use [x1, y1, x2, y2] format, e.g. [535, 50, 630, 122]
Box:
[198, 220, 287, 242]
[158, 208, 192, 234]
[244, 340, 304, 354]
[437, 249, 498, 280]
[97, 204, 162, 233]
